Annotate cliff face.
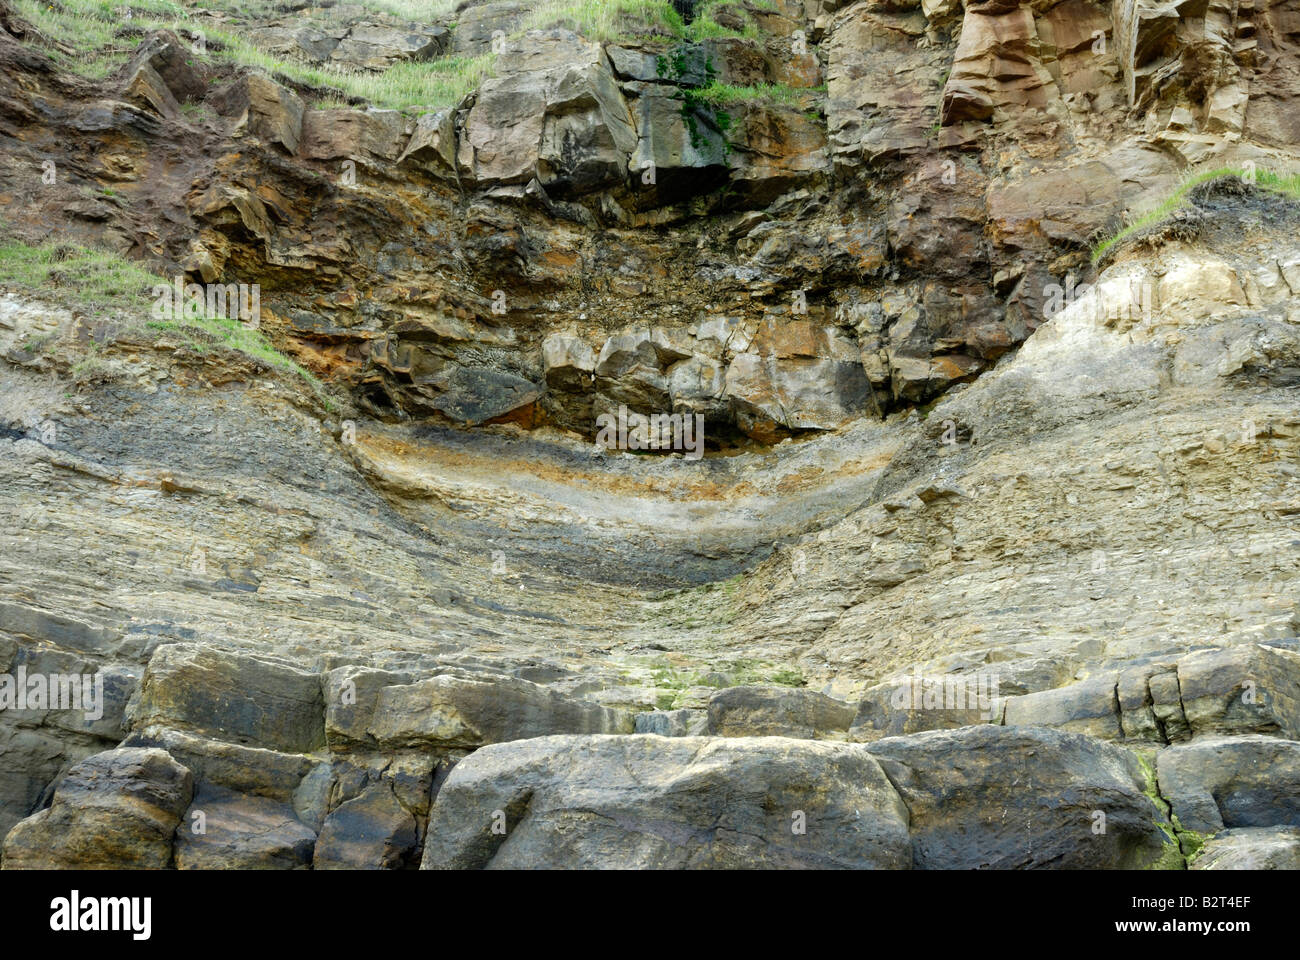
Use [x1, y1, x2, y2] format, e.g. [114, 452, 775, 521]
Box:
[0, 0, 1298, 870]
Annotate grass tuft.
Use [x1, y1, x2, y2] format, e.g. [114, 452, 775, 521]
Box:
[1091, 166, 1300, 264]
[10, 0, 493, 109]
[0, 237, 331, 399]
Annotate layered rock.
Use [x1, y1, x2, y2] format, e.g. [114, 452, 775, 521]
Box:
[0, 0, 1299, 873]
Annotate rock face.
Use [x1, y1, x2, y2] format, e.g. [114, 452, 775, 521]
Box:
[0, 0, 1299, 872]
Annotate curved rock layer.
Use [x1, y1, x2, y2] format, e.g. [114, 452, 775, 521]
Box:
[0, 0, 1298, 869]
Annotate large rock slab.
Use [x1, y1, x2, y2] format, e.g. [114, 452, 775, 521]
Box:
[1002, 673, 1123, 740]
[866, 726, 1174, 869]
[852, 670, 1001, 740]
[1156, 735, 1300, 834]
[211, 73, 305, 154]
[706, 685, 856, 739]
[2, 747, 193, 869]
[421, 735, 912, 869]
[458, 30, 636, 193]
[136, 644, 326, 754]
[1177, 645, 1300, 740]
[362, 673, 634, 750]
[0, 725, 88, 838]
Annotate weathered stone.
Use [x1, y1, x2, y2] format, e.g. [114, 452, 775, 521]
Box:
[1193, 826, 1300, 870]
[121, 61, 180, 119]
[1156, 735, 1300, 834]
[176, 784, 316, 869]
[542, 333, 596, 391]
[707, 685, 856, 739]
[0, 725, 92, 839]
[396, 109, 457, 174]
[116, 30, 205, 104]
[211, 74, 305, 154]
[1177, 644, 1300, 740]
[634, 708, 707, 736]
[866, 726, 1174, 869]
[124, 725, 315, 802]
[852, 671, 1000, 740]
[366, 673, 633, 750]
[421, 735, 912, 869]
[328, 24, 448, 70]
[459, 30, 636, 192]
[300, 108, 410, 162]
[1002, 673, 1123, 740]
[426, 366, 543, 426]
[314, 780, 419, 870]
[137, 644, 326, 754]
[2, 748, 193, 869]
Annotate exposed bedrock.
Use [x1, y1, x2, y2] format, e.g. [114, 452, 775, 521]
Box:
[1, 0, 1299, 869]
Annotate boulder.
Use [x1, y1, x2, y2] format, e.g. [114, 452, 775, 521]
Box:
[211, 74, 305, 154]
[314, 781, 419, 870]
[1176, 644, 1300, 740]
[2, 748, 192, 869]
[328, 24, 448, 70]
[421, 735, 912, 869]
[0, 724, 94, 838]
[1001, 673, 1123, 740]
[628, 92, 729, 202]
[852, 670, 1000, 740]
[725, 103, 830, 204]
[425, 366, 543, 427]
[396, 109, 458, 174]
[459, 30, 636, 193]
[725, 341, 872, 438]
[121, 61, 180, 119]
[1156, 735, 1300, 834]
[123, 724, 315, 803]
[117, 30, 205, 104]
[300, 108, 410, 162]
[866, 726, 1174, 869]
[542, 333, 596, 391]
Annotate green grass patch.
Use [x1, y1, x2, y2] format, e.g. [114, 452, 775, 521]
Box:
[10, 0, 493, 109]
[519, 0, 763, 43]
[0, 237, 331, 400]
[520, 0, 686, 41]
[1091, 166, 1300, 265]
[0, 238, 161, 318]
[687, 81, 815, 106]
[688, 0, 760, 40]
